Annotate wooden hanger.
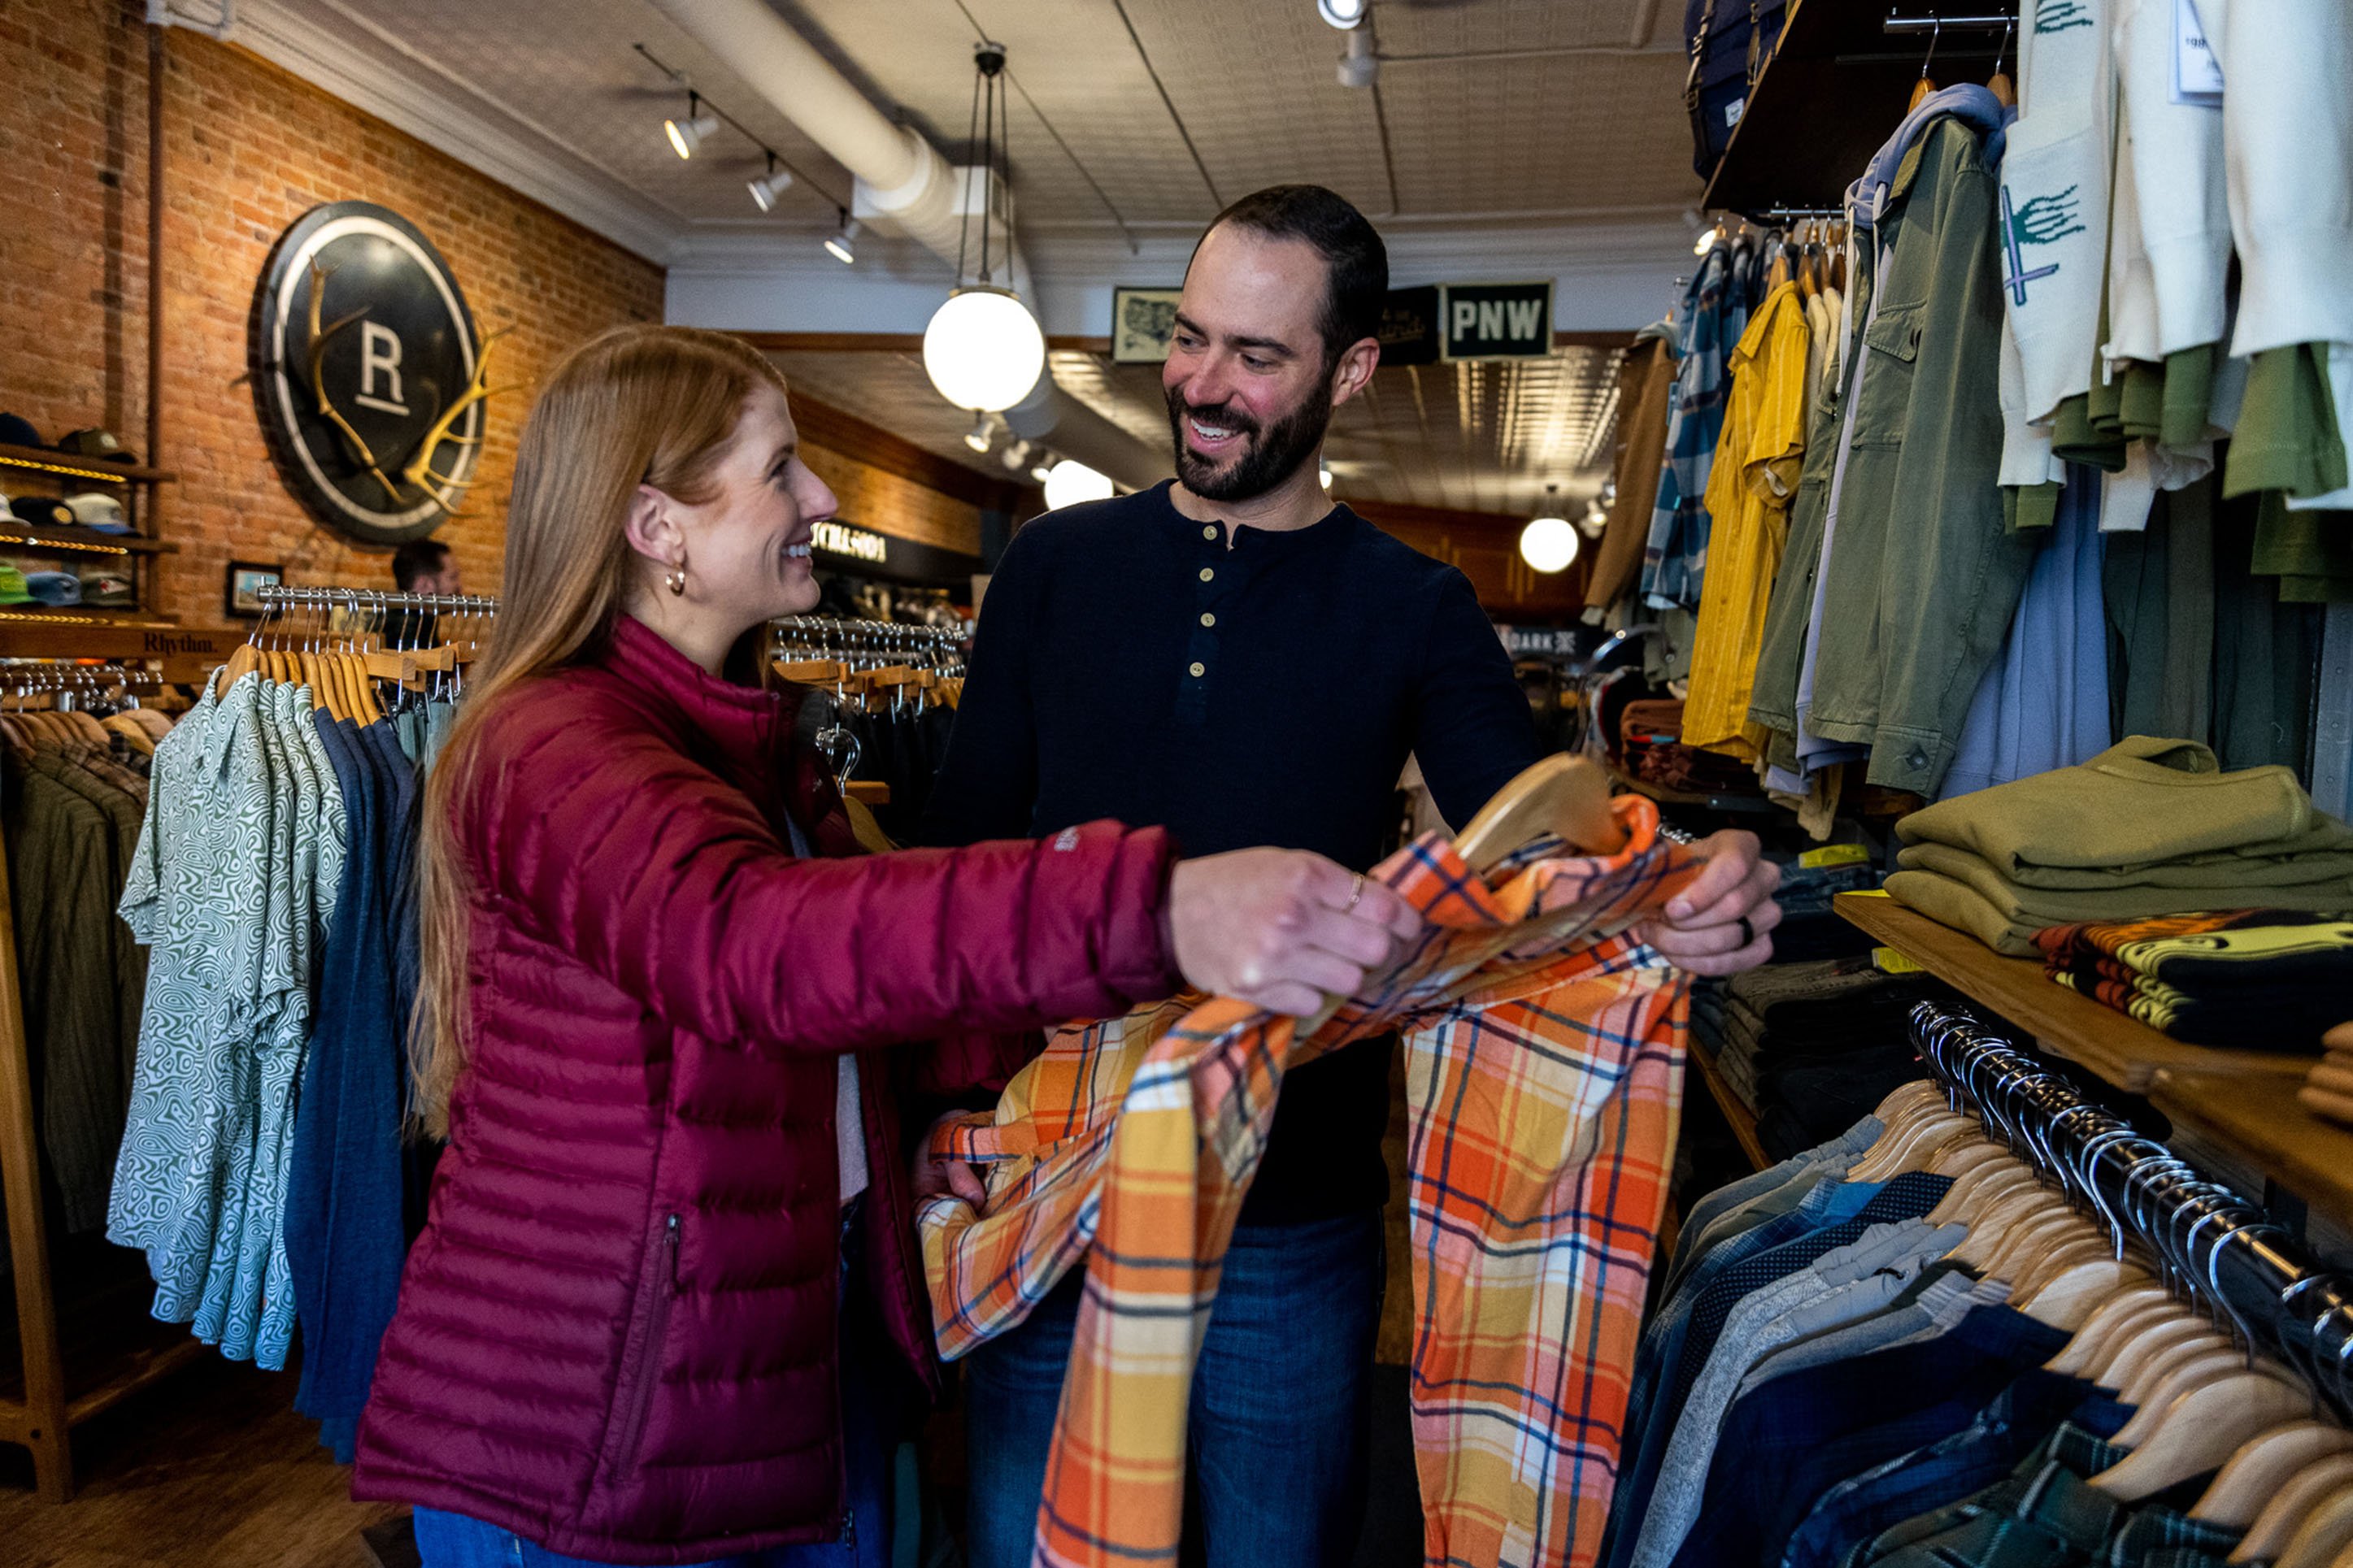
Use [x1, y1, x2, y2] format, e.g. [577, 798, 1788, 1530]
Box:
[2091, 1367, 2311, 1501]
[1930, 1159, 2033, 1226]
[2192, 1422, 2353, 1529]
[2102, 1313, 2236, 1401]
[1979, 1208, 2094, 1286]
[2111, 1347, 2261, 1447]
[2006, 1224, 2110, 1297]
[2019, 1260, 2155, 1333]
[1907, 18, 1942, 111]
[2079, 1299, 2199, 1385]
[2045, 1286, 2176, 1379]
[1986, 20, 2016, 107]
[1851, 1104, 1972, 1183]
[2257, 1478, 2353, 1568]
[2229, 1453, 2353, 1562]
[1453, 753, 1626, 871]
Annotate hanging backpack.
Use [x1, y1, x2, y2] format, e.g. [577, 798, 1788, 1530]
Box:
[1685, 0, 1790, 179]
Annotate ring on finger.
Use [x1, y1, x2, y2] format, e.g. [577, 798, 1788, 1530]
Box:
[1736, 914, 1755, 948]
[1346, 872, 1366, 913]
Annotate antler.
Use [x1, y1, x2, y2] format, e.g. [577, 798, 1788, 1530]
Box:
[301, 260, 404, 506]
[401, 326, 519, 517]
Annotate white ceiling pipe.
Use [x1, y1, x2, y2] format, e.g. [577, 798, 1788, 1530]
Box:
[646, 0, 1160, 488]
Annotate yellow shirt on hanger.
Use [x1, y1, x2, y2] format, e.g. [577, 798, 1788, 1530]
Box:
[1685, 280, 1812, 762]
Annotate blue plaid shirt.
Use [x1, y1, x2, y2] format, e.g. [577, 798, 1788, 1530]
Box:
[1641, 243, 1752, 610]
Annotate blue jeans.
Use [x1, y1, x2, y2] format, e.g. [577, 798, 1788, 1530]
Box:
[962, 1210, 1385, 1568]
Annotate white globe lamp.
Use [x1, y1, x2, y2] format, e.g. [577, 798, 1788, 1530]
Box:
[1519, 513, 1580, 574]
[1042, 459, 1116, 511]
[924, 286, 1046, 414]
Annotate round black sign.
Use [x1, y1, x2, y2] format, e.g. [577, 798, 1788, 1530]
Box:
[252, 202, 485, 545]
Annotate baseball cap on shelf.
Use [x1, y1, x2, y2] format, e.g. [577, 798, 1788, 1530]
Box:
[23, 571, 81, 606]
[56, 428, 137, 464]
[0, 414, 41, 450]
[76, 567, 136, 606]
[63, 492, 130, 532]
[7, 495, 73, 528]
[0, 562, 30, 605]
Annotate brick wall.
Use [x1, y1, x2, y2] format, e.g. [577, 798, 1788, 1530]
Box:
[2, 0, 667, 619]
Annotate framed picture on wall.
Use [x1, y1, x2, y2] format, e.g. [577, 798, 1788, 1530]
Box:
[225, 562, 282, 618]
[1111, 287, 1184, 363]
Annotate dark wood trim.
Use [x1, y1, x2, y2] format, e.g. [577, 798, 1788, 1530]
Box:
[742, 330, 1115, 356]
[1552, 329, 1641, 350]
[787, 393, 1025, 514]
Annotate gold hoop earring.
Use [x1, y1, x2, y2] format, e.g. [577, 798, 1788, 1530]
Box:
[666, 559, 688, 597]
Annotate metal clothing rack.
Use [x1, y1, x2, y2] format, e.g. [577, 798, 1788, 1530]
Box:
[767, 615, 965, 671]
[0, 649, 206, 1501]
[1914, 1001, 2353, 1420]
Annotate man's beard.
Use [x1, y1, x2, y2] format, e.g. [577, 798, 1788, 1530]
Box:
[1165, 377, 1333, 503]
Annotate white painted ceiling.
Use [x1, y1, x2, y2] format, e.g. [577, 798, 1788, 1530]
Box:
[248, 0, 1693, 513]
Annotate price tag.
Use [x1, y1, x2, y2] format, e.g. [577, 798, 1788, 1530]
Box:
[1873, 946, 1927, 975]
[2173, 0, 2223, 106]
[1799, 843, 1870, 871]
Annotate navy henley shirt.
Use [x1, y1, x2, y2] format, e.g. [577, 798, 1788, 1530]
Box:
[922, 480, 1540, 1223]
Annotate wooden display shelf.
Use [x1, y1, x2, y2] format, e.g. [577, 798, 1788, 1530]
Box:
[0, 523, 175, 556]
[1690, 1038, 1771, 1173]
[1700, 4, 2011, 217]
[0, 442, 175, 487]
[2148, 1068, 2353, 1227]
[1607, 762, 1781, 815]
[1833, 893, 2315, 1092]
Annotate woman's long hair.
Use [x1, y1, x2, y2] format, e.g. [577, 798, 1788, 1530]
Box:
[411, 324, 790, 1137]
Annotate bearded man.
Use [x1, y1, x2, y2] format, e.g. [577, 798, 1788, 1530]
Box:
[924, 184, 1781, 1567]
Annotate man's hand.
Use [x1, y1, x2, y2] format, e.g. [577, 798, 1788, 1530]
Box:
[911, 1109, 988, 1205]
[1638, 829, 1782, 977]
[1167, 849, 1424, 1017]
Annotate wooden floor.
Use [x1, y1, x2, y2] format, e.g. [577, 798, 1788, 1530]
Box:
[0, 1351, 401, 1568]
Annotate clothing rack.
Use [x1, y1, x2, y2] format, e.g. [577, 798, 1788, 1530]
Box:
[0, 650, 205, 1502]
[250, 584, 502, 619]
[768, 615, 965, 669]
[1881, 12, 2017, 33]
[1912, 1000, 2353, 1422]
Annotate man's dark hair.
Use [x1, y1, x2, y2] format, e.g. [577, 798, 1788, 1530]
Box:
[1198, 185, 1388, 367]
[392, 538, 452, 591]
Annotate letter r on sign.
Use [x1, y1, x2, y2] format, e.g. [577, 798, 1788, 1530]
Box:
[356, 322, 408, 415]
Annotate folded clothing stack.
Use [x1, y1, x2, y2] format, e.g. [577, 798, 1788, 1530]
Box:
[1885, 737, 2353, 956]
[1763, 847, 1884, 963]
[2299, 1023, 2353, 1127]
[1690, 956, 1946, 1161]
[1620, 698, 1763, 796]
[2033, 910, 2353, 1049]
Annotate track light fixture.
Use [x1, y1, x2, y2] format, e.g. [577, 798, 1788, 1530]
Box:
[964, 413, 994, 454]
[1000, 438, 1033, 472]
[747, 154, 794, 212]
[664, 92, 717, 159]
[825, 213, 860, 265]
[1318, 0, 1368, 28]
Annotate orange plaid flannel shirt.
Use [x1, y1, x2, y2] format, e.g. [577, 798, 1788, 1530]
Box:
[919, 795, 1702, 1568]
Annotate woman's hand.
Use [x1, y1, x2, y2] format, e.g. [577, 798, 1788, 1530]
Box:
[911, 1110, 987, 1205]
[1637, 830, 1783, 977]
[1166, 849, 1424, 1017]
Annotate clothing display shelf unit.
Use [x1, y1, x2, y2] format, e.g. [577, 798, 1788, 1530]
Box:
[0, 638, 207, 1504]
[1912, 1000, 2353, 1424]
[1700, 9, 2016, 217]
[1837, 892, 2353, 1236]
[0, 443, 180, 624]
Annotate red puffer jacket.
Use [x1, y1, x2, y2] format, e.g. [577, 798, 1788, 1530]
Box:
[352, 616, 1181, 1563]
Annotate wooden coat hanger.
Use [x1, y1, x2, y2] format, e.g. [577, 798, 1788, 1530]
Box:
[1452, 754, 1626, 872]
[2091, 1370, 2312, 1501]
[1987, 20, 2016, 106]
[2112, 1325, 2235, 1409]
[2018, 1258, 2154, 1332]
[2045, 1286, 2175, 1379]
[2246, 1467, 2353, 1568]
[2230, 1453, 2353, 1562]
[1907, 19, 1942, 111]
[2111, 1347, 2264, 1447]
[2193, 1422, 2353, 1529]
[2009, 1227, 2111, 1298]
[2081, 1301, 2202, 1386]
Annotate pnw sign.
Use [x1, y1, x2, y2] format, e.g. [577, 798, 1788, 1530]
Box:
[253, 202, 507, 545]
[1441, 282, 1555, 361]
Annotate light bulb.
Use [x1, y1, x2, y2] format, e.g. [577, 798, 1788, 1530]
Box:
[1318, 0, 1367, 28]
[1520, 515, 1580, 574]
[748, 167, 794, 212]
[964, 414, 994, 454]
[1319, 463, 1333, 490]
[923, 287, 1046, 413]
[824, 217, 860, 265]
[665, 103, 717, 159]
[1042, 460, 1115, 510]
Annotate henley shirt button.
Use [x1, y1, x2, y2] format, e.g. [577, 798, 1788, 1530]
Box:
[1200, 612, 1216, 628]
[1203, 525, 1218, 541]
[1199, 567, 1215, 583]
[1189, 661, 1206, 677]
